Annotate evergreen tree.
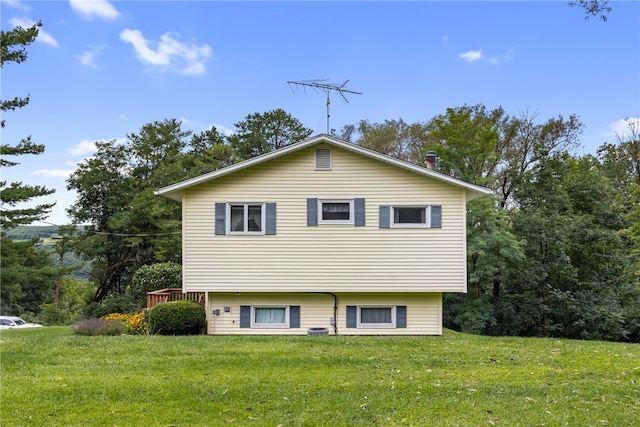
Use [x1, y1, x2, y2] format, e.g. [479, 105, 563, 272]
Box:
[227, 109, 312, 161]
[0, 234, 56, 315]
[1, 21, 55, 228]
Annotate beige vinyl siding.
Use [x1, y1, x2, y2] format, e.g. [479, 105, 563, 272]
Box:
[206, 292, 442, 335]
[184, 144, 467, 293]
[207, 292, 334, 335]
[338, 292, 442, 336]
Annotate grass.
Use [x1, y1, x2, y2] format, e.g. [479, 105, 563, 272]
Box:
[1, 327, 638, 426]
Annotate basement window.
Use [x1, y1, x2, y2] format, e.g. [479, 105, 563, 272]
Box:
[346, 305, 406, 328]
[240, 305, 301, 328]
[252, 306, 289, 328]
[358, 306, 396, 328]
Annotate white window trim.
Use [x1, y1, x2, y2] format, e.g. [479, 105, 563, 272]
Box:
[250, 305, 290, 328]
[227, 202, 266, 235]
[391, 206, 432, 228]
[318, 199, 354, 225]
[357, 305, 396, 328]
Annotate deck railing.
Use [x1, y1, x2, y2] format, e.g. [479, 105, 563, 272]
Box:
[146, 288, 205, 309]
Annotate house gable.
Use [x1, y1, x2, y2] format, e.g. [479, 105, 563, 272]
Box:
[156, 134, 492, 202]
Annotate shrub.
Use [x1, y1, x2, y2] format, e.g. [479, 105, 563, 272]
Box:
[71, 318, 124, 336]
[99, 312, 148, 335]
[131, 262, 182, 304]
[147, 300, 206, 335]
[38, 303, 72, 325]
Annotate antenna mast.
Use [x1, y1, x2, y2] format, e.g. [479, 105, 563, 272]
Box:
[287, 79, 362, 134]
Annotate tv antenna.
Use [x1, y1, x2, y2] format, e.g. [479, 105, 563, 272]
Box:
[287, 79, 362, 134]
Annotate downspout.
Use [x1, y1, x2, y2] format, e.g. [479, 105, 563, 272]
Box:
[307, 292, 338, 335]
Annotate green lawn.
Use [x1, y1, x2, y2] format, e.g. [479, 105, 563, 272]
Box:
[1, 327, 638, 426]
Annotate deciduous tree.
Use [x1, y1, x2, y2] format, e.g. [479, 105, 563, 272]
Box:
[355, 119, 426, 162]
[67, 119, 230, 303]
[569, 0, 611, 21]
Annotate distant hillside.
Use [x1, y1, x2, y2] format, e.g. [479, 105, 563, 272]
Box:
[3, 225, 91, 279]
[4, 225, 60, 241]
[4, 225, 85, 242]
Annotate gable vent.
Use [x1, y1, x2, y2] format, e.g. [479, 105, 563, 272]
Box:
[315, 148, 332, 170]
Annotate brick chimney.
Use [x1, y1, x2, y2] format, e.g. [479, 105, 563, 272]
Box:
[426, 151, 436, 170]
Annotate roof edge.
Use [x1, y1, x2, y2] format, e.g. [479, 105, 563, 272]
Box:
[156, 133, 493, 202]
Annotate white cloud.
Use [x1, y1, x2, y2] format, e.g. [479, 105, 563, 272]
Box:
[604, 117, 640, 140]
[33, 168, 75, 179]
[120, 29, 212, 75]
[41, 137, 126, 182]
[69, 0, 119, 20]
[3, 0, 31, 12]
[214, 124, 234, 136]
[76, 46, 104, 69]
[459, 48, 514, 65]
[459, 49, 482, 62]
[67, 139, 97, 156]
[9, 18, 59, 47]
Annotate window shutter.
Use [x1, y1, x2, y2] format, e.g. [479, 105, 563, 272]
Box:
[379, 205, 391, 228]
[396, 306, 407, 328]
[307, 198, 318, 226]
[354, 198, 366, 226]
[265, 203, 277, 235]
[346, 306, 357, 328]
[290, 306, 300, 328]
[431, 205, 442, 228]
[240, 306, 250, 328]
[215, 203, 227, 235]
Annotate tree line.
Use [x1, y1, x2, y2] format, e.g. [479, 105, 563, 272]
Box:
[370, 107, 639, 342]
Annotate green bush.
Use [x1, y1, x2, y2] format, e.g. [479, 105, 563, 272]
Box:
[71, 318, 124, 336]
[147, 300, 206, 335]
[131, 262, 182, 304]
[39, 303, 71, 325]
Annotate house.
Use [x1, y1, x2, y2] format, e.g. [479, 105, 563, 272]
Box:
[156, 134, 491, 335]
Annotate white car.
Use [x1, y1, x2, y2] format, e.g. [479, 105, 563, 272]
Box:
[0, 316, 43, 329]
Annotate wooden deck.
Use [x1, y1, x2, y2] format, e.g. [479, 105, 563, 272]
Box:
[146, 288, 205, 309]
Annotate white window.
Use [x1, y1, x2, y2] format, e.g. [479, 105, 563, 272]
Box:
[391, 206, 431, 228]
[251, 306, 289, 328]
[318, 199, 354, 224]
[228, 203, 264, 234]
[357, 306, 396, 328]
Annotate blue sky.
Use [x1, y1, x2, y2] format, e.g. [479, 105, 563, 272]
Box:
[2, 0, 639, 226]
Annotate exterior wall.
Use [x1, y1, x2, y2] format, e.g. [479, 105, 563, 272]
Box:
[183, 143, 468, 294]
[206, 292, 442, 335]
